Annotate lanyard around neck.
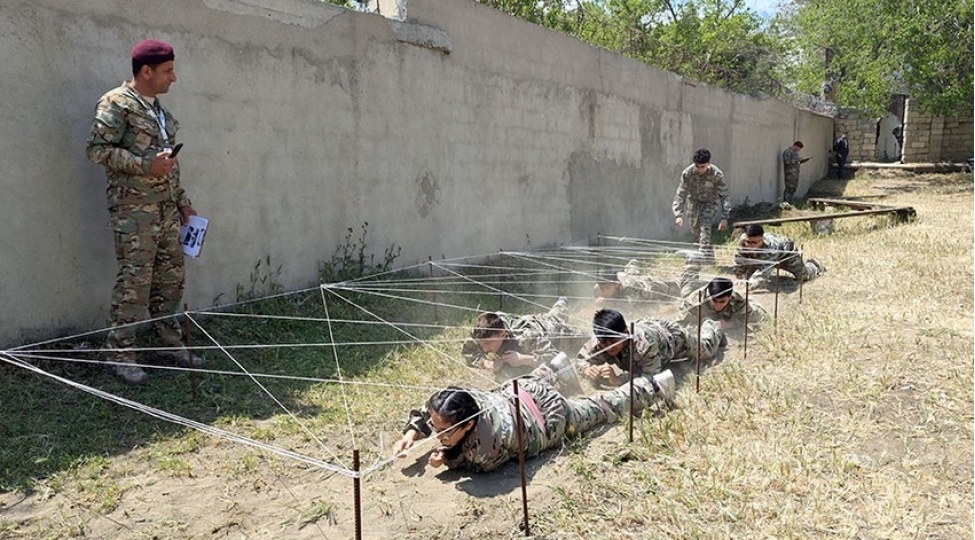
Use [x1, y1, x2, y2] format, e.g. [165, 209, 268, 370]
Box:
[148, 99, 167, 140]
[131, 88, 168, 141]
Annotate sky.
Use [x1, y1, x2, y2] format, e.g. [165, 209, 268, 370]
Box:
[742, 0, 783, 19]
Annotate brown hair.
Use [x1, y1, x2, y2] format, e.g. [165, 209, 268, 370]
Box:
[472, 312, 506, 339]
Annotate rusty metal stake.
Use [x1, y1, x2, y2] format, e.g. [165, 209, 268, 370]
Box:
[696, 289, 702, 393]
[799, 245, 804, 304]
[353, 449, 362, 540]
[184, 303, 197, 400]
[512, 379, 530, 536]
[773, 267, 781, 333]
[628, 322, 635, 443]
[743, 280, 750, 360]
[499, 249, 505, 312]
[428, 257, 439, 324]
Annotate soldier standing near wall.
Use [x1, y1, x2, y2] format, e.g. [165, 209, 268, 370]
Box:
[672, 148, 730, 263]
[781, 141, 810, 203]
[86, 39, 203, 384]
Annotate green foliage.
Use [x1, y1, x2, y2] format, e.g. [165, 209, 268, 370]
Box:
[777, 0, 974, 115]
[479, 0, 786, 96]
[319, 222, 402, 284]
[235, 255, 284, 303]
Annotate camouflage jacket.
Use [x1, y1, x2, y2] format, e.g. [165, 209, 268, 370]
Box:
[733, 232, 798, 279]
[782, 147, 801, 170]
[575, 317, 687, 383]
[86, 81, 191, 209]
[403, 378, 565, 473]
[461, 312, 577, 369]
[672, 163, 731, 219]
[679, 291, 767, 327]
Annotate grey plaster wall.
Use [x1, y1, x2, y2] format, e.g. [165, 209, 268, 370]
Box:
[0, 0, 832, 346]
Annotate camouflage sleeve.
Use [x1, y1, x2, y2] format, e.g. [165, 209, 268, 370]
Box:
[85, 97, 151, 176]
[672, 173, 688, 217]
[746, 299, 768, 323]
[715, 168, 731, 219]
[574, 337, 602, 373]
[518, 335, 560, 365]
[732, 241, 757, 279]
[461, 338, 485, 367]
[173, 175, 192, 209]
[403, 407, 432, 436]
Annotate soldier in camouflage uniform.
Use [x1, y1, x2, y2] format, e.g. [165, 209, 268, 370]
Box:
[391, 365, 676, 473]
[461, 297, 582, 381]
[781, 141, 810, 203]
[733, 224, 825, 284]
[672, 148, 731, 263]
[594, 257, 703, 306]
[85, 40, 202, 385]
[575, 309, 724, 388]
[679, 276, 767, 331]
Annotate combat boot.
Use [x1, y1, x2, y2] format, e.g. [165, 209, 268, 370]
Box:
[652, 369, 676, 407]
[157, 349, 206, 368]
[548, 352, 581, 395]
[111, 362, 149, 385]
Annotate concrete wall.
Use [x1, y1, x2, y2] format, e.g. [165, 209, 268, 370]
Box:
[0, 0, 832, 346]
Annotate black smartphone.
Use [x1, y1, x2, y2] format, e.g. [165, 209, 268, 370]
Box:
[169, 143, 183, 158]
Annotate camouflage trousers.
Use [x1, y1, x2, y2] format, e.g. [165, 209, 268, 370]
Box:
[685, 201, 719, 257]
[783, 166, 800, 202]
[679, 318, 725, 361]
[517, 371, 655, 441]
[106, 202, 186, 359]
[775, 253, 820, 282]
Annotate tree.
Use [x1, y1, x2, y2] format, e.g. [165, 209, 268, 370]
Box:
[778, 0, 974, 115]
[477, 0, 786, 96]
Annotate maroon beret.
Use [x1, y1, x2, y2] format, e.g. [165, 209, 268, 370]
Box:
[131, 39, 175, 64]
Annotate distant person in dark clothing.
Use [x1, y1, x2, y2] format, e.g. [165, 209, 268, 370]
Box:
[833, 133, 849, 179]
[892, 125, 904, 162]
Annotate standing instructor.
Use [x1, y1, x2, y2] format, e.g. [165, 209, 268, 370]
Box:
[86, 39, 202, 384]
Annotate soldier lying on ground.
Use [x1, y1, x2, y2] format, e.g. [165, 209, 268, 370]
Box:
[575, 309, 725, 388]
[594, 257, 701, 305]
[461, 297, 581, 379]
[733, 224, 825, 285]
[679, 277, 768, 331]
[391, 365, 675, 473]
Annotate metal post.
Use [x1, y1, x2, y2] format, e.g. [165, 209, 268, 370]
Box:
[353, 449, 362, 540]
[773, 267, 781, 332]
[743, 281, 750, 360]
[512, 380, 531, 536]
[798, 245, 804, 304]
[628, 322, 635, 443]
[499, 249, 505, 312]
[695, 290, 702, 393]
[428, 257, 439, 324]
[184, 303, 197, 400]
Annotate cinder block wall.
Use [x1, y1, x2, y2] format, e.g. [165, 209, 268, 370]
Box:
[833, 110, 879, 162]
[903, 101, 974, 163]
[0, 0, 832, 346]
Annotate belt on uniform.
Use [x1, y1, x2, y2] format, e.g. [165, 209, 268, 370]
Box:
[516, 389, 547, 437]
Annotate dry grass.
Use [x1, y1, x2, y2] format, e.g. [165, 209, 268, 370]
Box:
[1, 170, 971, 539]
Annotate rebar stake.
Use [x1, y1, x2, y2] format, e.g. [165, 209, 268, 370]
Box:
[743, 280, 750, 360]
[696, 290, 703, 393]
[628, 322, 635, 443]
[512, 380, 531, 536]
[184, 303, 197, 400]
[353, 449, 362, 540]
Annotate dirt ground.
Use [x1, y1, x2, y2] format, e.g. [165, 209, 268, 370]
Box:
[2, 170, 972, 540]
